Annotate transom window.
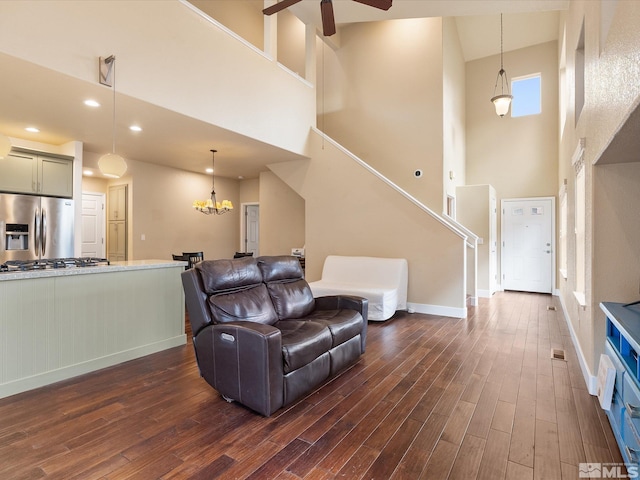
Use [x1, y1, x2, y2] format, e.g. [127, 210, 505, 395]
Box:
[511, 74, 542, 117]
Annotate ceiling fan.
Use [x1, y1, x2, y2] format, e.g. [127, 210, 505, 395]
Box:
[263, 0, 393, 37]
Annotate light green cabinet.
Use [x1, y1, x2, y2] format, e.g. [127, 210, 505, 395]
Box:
[0, 151, 73, 198]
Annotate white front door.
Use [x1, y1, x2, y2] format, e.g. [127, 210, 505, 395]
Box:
[81, 192, 106, 258]
[501, 197, 555, 294]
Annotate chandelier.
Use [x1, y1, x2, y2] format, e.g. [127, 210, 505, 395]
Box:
[490, 14, 513, 117]
[193, 149, 233, 215]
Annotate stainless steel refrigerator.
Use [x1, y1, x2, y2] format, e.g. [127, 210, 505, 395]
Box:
[0, 193, 75, 262]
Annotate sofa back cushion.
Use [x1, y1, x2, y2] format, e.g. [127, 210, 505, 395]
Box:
[258, 256, 315, 320]
[196, 258, 278, 325]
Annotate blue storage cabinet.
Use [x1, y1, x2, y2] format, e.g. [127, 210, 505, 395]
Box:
[601, 301, 640, 466]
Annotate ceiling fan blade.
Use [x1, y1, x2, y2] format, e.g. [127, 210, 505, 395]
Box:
[262, 0, 303, 16]
[352, 0, 392, 11]
[321, 0, 336, 36]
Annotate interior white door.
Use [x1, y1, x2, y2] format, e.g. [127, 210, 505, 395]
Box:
[81, 192, 105, 258]
[490, 195, 498, 294]
[244, 204, 259, 256]
[502, 197, 554, 294]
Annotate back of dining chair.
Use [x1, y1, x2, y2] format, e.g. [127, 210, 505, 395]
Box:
[182, 251, 204, 269]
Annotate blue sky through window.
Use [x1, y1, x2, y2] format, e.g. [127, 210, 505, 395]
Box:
[511, 75, 541, 117]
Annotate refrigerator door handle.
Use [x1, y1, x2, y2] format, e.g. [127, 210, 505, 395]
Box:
[34, 207, 40, 257]
[41, 209, 47, 257]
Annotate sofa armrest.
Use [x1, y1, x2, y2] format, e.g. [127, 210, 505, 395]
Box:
[314, 295, 368, 353]
[181, 268, 212, 336]
[193, 321, 284, 416]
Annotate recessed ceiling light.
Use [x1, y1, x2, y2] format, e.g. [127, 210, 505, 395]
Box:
[25, 127, 40, 133]
[83, 169, 94, 176]
[238, 176, 244, 180]
[84, 99, 100, 107]
[205, 168, 214, 174]
[129, 125, 142, 132]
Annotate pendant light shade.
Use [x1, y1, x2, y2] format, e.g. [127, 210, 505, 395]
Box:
[491, 14, 513, 117]
[98, 55, 127, 178]
[98, 153, 128, 178]
[0, 132, 11, 159]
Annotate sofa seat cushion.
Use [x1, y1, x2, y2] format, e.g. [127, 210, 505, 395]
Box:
[305, 309, 364, 348]
[310, 282, 398, 321]
[276, 320, 332, 373]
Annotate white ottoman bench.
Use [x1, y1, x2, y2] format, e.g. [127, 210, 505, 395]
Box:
[308, 255, 408, 321]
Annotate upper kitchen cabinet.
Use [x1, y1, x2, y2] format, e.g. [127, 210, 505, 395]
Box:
[0, 150, 73, 198]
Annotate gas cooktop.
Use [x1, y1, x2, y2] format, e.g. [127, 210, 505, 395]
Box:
[0, 257, 110, 272]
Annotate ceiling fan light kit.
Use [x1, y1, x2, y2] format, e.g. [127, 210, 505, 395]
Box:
[263, 0, 392, 37]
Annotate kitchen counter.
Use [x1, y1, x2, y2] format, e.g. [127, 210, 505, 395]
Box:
[0, 259, 187, 399]
[0, 259, 187, 281]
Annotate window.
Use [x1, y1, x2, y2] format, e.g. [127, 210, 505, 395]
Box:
[511, 74, 542, 117]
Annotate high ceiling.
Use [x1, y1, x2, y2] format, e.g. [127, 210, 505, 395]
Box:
[0, 0, 567, 179]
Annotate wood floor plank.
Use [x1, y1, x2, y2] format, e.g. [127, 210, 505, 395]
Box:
[390, 413, 449, 479]
[533, 419, 562, 480]
[420, 439, 459, 480]
[448, 434, 486, 480]
[0, 293, 624, 480]
[476, 429, 511, 480]
[509, 395, 536, 468]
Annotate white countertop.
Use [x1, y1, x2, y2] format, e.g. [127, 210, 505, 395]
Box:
[0, 259, 187, 281]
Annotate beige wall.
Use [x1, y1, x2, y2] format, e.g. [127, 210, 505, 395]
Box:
[443, 17, 467, 202]
[188, 0, 264, 50]
[269, 130, 467, 311]
[258, 171, 305, 256]
[124, 157, 239, 261]
[239, 178, 259, 204]
[318, 18, 445, 211]
[466, 40, 559, 286]
[82, 176, 108, 195]
[559, 0, 640, 379]
[456, 185, 493, 293]
[277, 9, 306, 77]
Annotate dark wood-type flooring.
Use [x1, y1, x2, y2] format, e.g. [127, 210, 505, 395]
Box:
[0, 291, 623, 479]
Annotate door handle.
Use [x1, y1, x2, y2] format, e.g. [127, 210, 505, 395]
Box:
[41, 209, 47, 256]
[34, 208, 40, 255]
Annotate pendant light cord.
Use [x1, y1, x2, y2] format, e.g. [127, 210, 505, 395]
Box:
[111, 57, 117, 155]
[500, 14, 504, 71]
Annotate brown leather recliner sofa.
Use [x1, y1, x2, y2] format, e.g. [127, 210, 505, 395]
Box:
[181, 255, 368, 416]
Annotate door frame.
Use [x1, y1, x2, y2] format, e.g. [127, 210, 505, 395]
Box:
[240, 202, 260, 255]
[500, 196, 556, 294]
[81, 191, 106, 258]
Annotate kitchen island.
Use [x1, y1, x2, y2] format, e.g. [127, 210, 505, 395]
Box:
[0, 260, 187, 399]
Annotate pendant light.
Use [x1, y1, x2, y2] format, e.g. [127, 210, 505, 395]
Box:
[491, 14, 513, 117]
[0, 132, 11, 159]
[192, 149, 234, 215]
[98, 55, 128, 178]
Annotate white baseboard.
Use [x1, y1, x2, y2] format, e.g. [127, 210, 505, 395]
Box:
[407, 302, 467, 319]
[556, 292, 598, 395]
[0, 334, 186, 400]
[468, 296, 478, 307]
[478, 289, 492, 298]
